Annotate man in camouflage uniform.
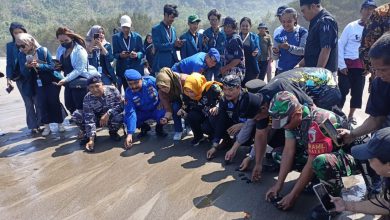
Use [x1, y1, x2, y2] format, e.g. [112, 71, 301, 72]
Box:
[73, 76, 124, 151]
[265, 91, 358, 211]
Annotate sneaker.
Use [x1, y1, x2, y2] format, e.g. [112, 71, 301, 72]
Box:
[58, 123, 66, 133]
[186, 128, 193, 136]
[173, 132, 183, 141]
[109, 132, 121, 142]
[191, 136, 205, 146]
[42, 125, 51, 136]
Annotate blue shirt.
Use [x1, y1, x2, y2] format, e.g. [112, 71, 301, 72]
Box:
[125, 76, 160, 133]
[171, 52, 207, 74]
[203, 27, 226, 55]
[275, 27, 307, 72]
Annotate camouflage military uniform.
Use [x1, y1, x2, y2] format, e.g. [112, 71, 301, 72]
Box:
[72, 86, 124, 138]
[269, 91, 358, 197]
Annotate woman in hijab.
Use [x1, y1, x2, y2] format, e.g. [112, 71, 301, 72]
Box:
[6, 22, 43, 134]
[179, 72, 223, 146]
[16, 33, 65, 136]
[86, 25, 117, 86]
[156, 67, 188, 140]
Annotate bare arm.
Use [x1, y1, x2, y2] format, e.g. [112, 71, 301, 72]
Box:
[351, 116, 386, 138]
[274, 138, 297, 189]
[345, 199, 390, 215]
[317, 48, 332, 68]
[288, 156, 315, 197]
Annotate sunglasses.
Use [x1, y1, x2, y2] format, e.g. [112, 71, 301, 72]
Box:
[16, 44, 26, 49]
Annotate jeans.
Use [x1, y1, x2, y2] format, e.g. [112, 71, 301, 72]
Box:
[37, 83, 64, 124]
[172, 102, 183, 133]
[314, 87, 342, 111]
[16, 80, 41, 129]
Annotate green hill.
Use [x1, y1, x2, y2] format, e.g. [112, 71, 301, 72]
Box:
[1, 0, 388, 56]
[0, 0, 292, 55]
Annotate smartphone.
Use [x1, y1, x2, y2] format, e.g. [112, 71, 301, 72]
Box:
[94, 33, 100, 39]
[321, 119, 343, 146]
[313, 183, 335, 212]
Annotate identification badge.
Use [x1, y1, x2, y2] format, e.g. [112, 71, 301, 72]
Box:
[98, 66, 103, 74]
[37, 79, 43, 87]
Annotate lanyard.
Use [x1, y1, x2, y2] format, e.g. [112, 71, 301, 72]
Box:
[165, 26, 172, 42]
[123, 37, 131, 51]
[212, 30, 219, 47]
[96, 49, 101, 67]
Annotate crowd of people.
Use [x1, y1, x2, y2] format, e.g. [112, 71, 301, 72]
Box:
[2, 0, 390, 218]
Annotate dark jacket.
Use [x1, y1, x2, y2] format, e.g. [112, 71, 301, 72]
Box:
[112, 31, 144, 77]
[179, 30, 204, 60]
[6, 42, 20, 80]
[18, 47, 54, 97]
[88, 42, 117, 83]
[152, 21, 179, 73]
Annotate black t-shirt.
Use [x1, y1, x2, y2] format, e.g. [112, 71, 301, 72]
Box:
[366, 78, 390, 117]
[304, 9, 338, 73]
[183, 84, 222, 116]
[255, 78, 314, 129]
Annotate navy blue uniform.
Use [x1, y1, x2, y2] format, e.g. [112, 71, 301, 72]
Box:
[124, 76, 165, 134]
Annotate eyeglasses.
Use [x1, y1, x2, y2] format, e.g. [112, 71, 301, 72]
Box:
[16, 44, 26, 49]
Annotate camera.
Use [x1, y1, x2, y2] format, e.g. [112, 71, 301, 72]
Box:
[93, 33, 100, 39]
[6, 84, 14, 94]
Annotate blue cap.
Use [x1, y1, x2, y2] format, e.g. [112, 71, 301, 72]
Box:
[361, 0, 377, 8]
[352, 127, 390, 163]
[86, 75, 102, 85]
[208, 48, 220, 62]
[124, 69, 142, 81]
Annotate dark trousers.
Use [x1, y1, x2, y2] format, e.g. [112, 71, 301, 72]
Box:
[37, 83, 64, 124]
[187, 110, 216, 139]
[337, 68, 366, 109]
[64, 85, 87, 114]
[117, 75, 129, 94]
[258, 60, 268, 80]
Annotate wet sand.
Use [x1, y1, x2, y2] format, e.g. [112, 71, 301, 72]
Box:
[0, 58, 379, 219]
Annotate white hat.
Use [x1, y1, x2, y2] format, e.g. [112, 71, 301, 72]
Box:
[120, 15, 132, 28]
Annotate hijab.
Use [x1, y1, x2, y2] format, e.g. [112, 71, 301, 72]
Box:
[156, 67, 182, 102]
[183, 72, 222, 101]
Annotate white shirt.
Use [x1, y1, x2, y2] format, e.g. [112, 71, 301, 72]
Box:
[338, 20, 364, 70]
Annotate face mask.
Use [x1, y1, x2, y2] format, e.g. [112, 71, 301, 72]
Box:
[61, 41, 73, 49]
